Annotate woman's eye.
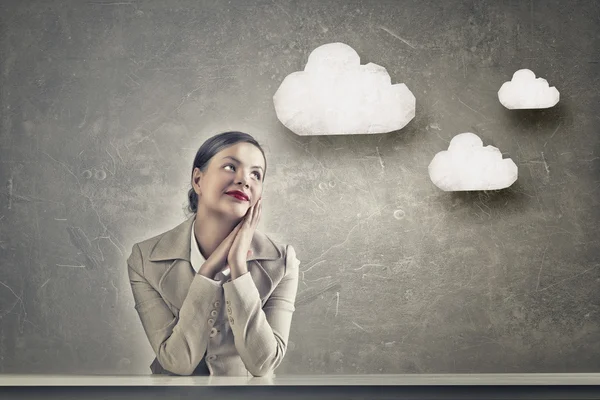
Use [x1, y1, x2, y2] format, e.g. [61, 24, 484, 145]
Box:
[224, 164, 260, 180]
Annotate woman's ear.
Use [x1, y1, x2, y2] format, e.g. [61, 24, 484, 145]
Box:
[192, 167, 202, 196]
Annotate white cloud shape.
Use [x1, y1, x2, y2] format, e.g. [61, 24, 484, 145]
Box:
[273, 42, 416, 136]
[498, 69, 560, 109]
[428, 132, 518, 191]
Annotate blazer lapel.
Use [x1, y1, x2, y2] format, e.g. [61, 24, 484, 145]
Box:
[149, 215, 195, 309]
[148, 214, 282, 310]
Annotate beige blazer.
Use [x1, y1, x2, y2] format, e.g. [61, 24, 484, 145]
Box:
[126, 215, 300, 377]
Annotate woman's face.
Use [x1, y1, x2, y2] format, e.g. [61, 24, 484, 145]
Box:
[193, 142, 265, 220]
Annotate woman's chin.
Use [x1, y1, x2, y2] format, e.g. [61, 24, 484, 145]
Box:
[223, 203, 249, 218]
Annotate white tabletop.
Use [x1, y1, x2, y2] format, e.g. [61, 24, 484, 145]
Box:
[1, 373, 600, 386]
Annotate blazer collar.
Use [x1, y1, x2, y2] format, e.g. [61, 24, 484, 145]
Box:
[148, 214, 281, 262]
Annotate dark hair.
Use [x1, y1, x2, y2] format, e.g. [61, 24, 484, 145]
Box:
[187, 131, 267, 214]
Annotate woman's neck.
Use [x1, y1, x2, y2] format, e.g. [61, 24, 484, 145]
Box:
[193, 207, 238, 260]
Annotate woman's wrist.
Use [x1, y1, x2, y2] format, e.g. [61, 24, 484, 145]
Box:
[198, 262, 218, 279]
[229, 263, 248, 280]
[197, 269, 215, 280]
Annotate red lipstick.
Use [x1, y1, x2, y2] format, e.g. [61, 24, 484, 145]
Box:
[226, 190, 249, 201]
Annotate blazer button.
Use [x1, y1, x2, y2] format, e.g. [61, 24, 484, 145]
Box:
[227, 307, 232, 314]
[226, 300, 230, 305]
[208, 318, 214, 325]
[214, 301, 220, 308]
[210, 310, 218, 317]
[209, 327, 218, 338]
[229, 317, 234, 325]
[207, 355, 216, 361]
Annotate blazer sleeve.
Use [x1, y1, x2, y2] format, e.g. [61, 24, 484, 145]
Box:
[222, 244, 300, 377]
[127, 243, 221, 375]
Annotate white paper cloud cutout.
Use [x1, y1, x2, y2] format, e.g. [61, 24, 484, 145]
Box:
[273, 42, 416, 136]
[498, 69, 560, 109]
[428, 132, 518, 191]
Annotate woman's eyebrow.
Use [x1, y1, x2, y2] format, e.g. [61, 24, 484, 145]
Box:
[222, 155, 264, 171]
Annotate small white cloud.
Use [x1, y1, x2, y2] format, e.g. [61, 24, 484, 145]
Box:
[498, 69, 560, 109]
[273, 42, 416, 136]
[428, 132, 518, 191]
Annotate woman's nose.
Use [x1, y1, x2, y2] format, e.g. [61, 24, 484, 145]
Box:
[236, 174, 249, 187]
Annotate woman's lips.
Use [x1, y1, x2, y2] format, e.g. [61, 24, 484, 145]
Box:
[226, 192, 249, 201]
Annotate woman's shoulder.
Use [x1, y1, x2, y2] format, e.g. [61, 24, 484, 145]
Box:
[254, 230, 299, 266]
[131, 231, 165, 257]
[128, 216, 194, 262]
[253, 230, 287, 257]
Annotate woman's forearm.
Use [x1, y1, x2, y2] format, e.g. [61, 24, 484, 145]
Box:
[222, 246, 300, 376]
[128, 245, 222, 375]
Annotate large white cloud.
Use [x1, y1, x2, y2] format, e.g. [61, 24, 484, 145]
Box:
[498, 69, 560, 109]
[273, 42, 416, 136]
[428, 132, 518, 191]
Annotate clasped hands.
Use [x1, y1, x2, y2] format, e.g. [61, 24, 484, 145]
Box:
[199, 198, 263, 281]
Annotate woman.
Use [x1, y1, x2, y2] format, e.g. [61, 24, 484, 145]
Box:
[126, 131, 300, 377]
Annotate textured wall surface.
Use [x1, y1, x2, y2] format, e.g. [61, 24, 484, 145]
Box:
[0, 0, 599, 374]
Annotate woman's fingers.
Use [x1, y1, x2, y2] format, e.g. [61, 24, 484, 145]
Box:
[231, 220, 243, 236]
[222, 223, 241, 249]
[257, 199, 262, 225]
[210, 222, 243, 266]
[223, 221, 239, 239]
[251, 198, 261, 228]
[246, 201, 255, 225]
